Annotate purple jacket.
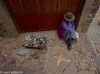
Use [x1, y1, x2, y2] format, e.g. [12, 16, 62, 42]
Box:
[57, 19, 75, 38]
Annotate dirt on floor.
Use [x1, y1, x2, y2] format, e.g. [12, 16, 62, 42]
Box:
[72, 34, 98, 74]
[0, 33, 98, 74]
[0, 37, 47, 72]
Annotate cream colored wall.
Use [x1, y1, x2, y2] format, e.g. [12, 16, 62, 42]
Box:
[0, 0, 18, 37]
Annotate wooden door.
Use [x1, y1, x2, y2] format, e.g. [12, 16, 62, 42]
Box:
[4, 0, 84, 32]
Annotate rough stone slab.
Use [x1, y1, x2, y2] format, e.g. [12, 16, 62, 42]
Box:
[0, 63, 16, 74]
[47, 46, 61, 59]
[87, 17, 100, 43]
[63, 62, 77, 74]
[47, 59, 61, 73]
[89, 36, 100, 42]
[36, 72, 47, 74]
[85, 34, 96, 55]
[50, 51, 72, 73]
[77, 71, 95, 74]
[61, 47, 74, 60]
[97, 32, 100, 37]
[86, 7, 100, 73]
[17, 47, 32, 56]
[0, 60, 4, 66]
[94, 43, 100, 53]
[47, 43, 74, 61]
[13, 66, 35, 74]
[47, 50, 76, 74]
[95, 55, 100, 71]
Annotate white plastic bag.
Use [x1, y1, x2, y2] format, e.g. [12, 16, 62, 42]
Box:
[75, 32, 79, 40]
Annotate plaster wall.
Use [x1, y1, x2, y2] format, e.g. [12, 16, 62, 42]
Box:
[0, 0, 18, 37]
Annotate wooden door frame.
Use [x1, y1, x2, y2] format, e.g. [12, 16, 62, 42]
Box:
[3, 0, 86, 33]
[75, 0, 86, 30]
[3, 0, 21, 33]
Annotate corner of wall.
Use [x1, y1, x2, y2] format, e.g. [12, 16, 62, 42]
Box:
[76, 0, 99, 33]
[0, 0, 19, 38]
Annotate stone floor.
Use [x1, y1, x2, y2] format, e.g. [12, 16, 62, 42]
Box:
[0, 30, 98, 74]
[87, 7, 100, 72]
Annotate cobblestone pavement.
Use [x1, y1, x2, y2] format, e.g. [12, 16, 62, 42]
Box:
[0, 31, 98, 74]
